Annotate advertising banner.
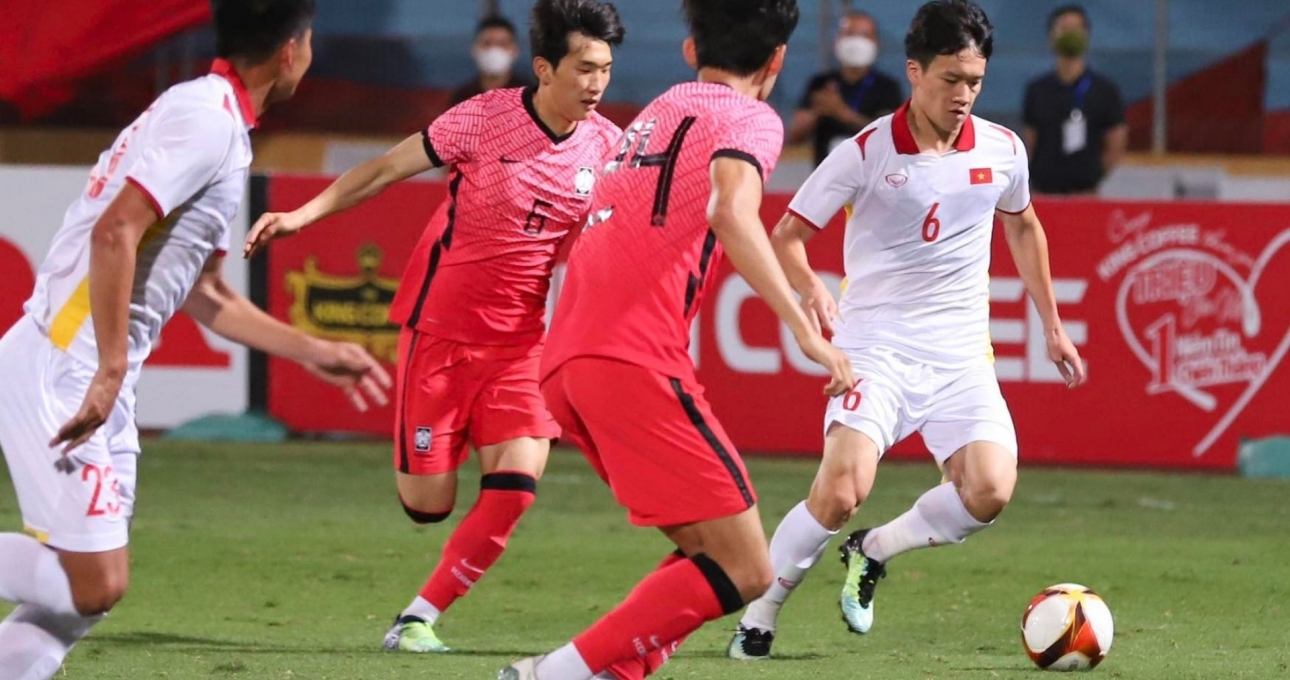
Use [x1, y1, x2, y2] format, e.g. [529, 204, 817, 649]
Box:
[264, 175, 1289, 469]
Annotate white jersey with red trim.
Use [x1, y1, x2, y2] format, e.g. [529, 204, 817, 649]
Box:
[24, 60, 255, 374]
[788, 102, 1031, 369]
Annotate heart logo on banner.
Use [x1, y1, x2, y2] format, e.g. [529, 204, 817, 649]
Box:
[1115, 230, 1290, 457]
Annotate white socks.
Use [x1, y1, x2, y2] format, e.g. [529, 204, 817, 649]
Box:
[536, 642, 593, 680]
[0, 605, 102, 680]
[740, 502, 838, 632]
[862, 482, 989, 564]
[400, 596, 442, 625]
[0, 535, 103, 680]
[0, 534, 77, 616]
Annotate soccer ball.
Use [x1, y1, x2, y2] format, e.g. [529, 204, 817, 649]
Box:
[1021, 583, 1114, 671]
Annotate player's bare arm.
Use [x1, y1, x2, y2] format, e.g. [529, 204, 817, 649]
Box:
[771, 213, 838, 336]
[243, 133, 433, 257]
[707, 157, 855, 396]
[183, 254, 392, 411]
[996, 205, 1086, 388]
[51, 183, 157, 454]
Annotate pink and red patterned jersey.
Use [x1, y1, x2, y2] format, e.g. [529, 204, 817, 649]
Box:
[542, 82, 784, 379]
[388, 87, 621, 345]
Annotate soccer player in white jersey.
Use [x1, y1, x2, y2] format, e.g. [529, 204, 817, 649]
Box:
[0, 2, 391, 677]
[728, 0, 1087, 659]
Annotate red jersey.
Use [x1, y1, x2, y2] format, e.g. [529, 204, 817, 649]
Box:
[388, 87, 621, 345]
[542, 83, 785, 379]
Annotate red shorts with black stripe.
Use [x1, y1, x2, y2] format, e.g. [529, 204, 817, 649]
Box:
[394, 328, 560, 476]
[541, 356, 757, 527]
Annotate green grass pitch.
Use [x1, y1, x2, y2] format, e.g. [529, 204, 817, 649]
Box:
[2, 442, 1288, 679]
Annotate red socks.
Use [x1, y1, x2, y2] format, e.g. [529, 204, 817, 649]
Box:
[602, 551, 688, 680]
[573, 553, 743, 674]
[418, 471, 536, 612]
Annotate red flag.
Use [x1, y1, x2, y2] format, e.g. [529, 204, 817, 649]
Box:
[0, 1, 211, 120]
[970, 168, 994, 185]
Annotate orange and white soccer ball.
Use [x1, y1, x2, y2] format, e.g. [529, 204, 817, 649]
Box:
[1021, 583, 1114, 671]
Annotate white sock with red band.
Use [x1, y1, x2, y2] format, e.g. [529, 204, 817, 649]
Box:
[863, 483, 989, 563]
[740, 501, 837, 632]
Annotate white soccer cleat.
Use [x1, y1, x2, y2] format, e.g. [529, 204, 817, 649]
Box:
[497, 655, 544, 680]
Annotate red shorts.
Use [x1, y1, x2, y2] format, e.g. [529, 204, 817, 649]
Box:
[541, 357, 756, 527]
[394, 329, 560, 476]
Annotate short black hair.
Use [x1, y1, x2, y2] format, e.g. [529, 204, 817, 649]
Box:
[477, 14, 518, 39]
[213, 0, 315, 63]
[1047, 4, 1090, 33]
[904, 0, 993, 67]
[683, 0, 801, 77]
[529, 0, 626, 68]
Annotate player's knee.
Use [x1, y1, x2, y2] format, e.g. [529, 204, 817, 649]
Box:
[479, 472, 538, 513]
[960, 477, 1013, 521]
[808, 483, 864, 531]
[690, 553, 766, 615]
[401, 501, 454, 525]
[69, 573, 128, 617]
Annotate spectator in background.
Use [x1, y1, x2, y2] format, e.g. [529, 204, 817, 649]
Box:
[789, 10, 904, 167]
[1023, 5, 1127, 195]
[449, 15, 532, 106]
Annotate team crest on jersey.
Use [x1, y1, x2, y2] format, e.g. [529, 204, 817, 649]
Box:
[414, 427, 433, 452]
[575, 166, 596, 196]
[885, 173, 908, 188]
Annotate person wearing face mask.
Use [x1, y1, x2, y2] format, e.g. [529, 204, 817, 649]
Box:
[1022, 4, 1127, 195]
[788, 10, 904, 167]
[449, 14, 533, 106]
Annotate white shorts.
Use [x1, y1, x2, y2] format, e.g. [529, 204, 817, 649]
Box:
[824, 346, 1017, 464]
[0, 316, 139, 552]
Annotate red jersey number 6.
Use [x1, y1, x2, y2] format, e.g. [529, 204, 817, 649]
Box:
[922, 202, 942, 243]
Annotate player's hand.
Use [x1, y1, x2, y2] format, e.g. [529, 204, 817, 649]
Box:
[50, 370, 123, 460]
[303, 341, 393, 412]
[795, 331, 856, 397]
[1046, 324, 1086, 389]
[243, 211, 308, 259]
[800, 280, 838, 337]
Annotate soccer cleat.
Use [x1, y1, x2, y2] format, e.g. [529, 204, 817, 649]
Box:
[839, 529, 886, 634]
[497, 655, 543, 679]
[382, 614, 450, 653]
[727, 624, 774, 660]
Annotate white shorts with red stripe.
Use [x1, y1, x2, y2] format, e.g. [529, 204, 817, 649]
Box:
[0, 316, 139, 552]
[825, 345, 1017, 464]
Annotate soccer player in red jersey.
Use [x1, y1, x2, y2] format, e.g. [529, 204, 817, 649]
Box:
[499, 2, 855, 679]
[244, 0, 625, 654]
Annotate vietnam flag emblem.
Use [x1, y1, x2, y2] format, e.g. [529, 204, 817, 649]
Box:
[970, 167, 993, 185]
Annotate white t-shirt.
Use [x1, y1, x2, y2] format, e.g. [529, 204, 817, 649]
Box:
[788, 102, 1031, 369]
[25, 60, 256, 375]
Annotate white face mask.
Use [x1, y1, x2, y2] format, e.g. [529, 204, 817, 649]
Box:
[475, 46, 515, 77]
[835, 36, 878, 69]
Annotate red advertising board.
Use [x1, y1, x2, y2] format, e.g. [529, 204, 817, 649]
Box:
[265, 176, 1290, 470]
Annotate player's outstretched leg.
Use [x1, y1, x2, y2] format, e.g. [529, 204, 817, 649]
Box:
[501, 507, 772, 680]
[731, 426, 877, 658]
[0, 535, 124, 679]
[840, 441, 1015, 634]
[598, 550, 688, 680]
[387, 438, 545, 653]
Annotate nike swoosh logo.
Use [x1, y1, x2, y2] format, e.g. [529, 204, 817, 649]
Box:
[460, 559, 485, 574]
